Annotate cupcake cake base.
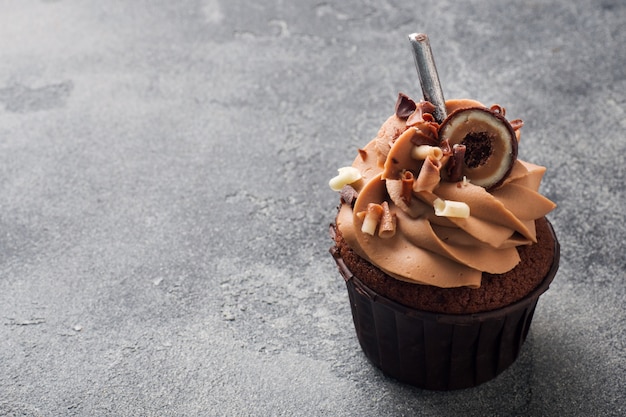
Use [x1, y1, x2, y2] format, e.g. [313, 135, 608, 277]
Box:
[330, 218, 559, 390]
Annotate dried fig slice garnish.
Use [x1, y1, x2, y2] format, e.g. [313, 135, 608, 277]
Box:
[438, 107, 518, 190]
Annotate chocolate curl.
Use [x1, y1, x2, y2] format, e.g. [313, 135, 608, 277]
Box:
[401, 170, 415, 206]
[447, 144, 466, 182]
[489, 104, 506, 116]
[413, 156, 442, 193]
[510, 119, 523, 142]
[406, 102, 440, 148]
[378, 201, 397, 238]
[406, 101, 437, 126]
[510, 118, 524, 131]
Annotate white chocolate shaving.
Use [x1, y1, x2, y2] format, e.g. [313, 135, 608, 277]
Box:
[359, 203, 384, 236]
[411, 145, 443, 161]
[329, 167, 362, 191]
[433, 198, 470, 218]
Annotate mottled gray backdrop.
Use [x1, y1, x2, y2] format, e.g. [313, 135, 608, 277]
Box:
[0, 1, 624, 416]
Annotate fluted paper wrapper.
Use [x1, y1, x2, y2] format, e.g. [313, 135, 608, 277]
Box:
[332, 221, 559, 390]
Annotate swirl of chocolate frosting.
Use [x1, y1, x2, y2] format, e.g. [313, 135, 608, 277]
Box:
[336, 95, 556, 288]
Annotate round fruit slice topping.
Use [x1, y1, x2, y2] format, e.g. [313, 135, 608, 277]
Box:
[438, 107, 518, 190]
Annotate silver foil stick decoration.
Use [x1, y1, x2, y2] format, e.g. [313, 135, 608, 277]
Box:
[408, 33, 447, 123]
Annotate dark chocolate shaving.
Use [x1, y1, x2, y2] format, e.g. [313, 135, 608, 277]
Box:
[395, 93, 417, 119]
[340, 185, 359, 207]
[447, 144, 466, 182]
[406, 101, 437, 126]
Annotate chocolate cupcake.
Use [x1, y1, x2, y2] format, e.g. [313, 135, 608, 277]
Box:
[328, 34, 559, 390]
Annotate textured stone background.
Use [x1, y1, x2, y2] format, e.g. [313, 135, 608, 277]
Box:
[0, 0, 624, 415]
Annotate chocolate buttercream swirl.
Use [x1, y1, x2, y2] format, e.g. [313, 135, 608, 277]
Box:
[336, 97, 556, 288]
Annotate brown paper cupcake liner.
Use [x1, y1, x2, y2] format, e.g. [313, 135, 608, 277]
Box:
[331, 220, 560, 390]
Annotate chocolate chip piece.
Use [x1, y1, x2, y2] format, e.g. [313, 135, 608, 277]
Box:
[395, 93, 417, 119]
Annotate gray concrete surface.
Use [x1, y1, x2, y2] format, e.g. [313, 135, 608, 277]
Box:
[0, 0, 624, 416]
